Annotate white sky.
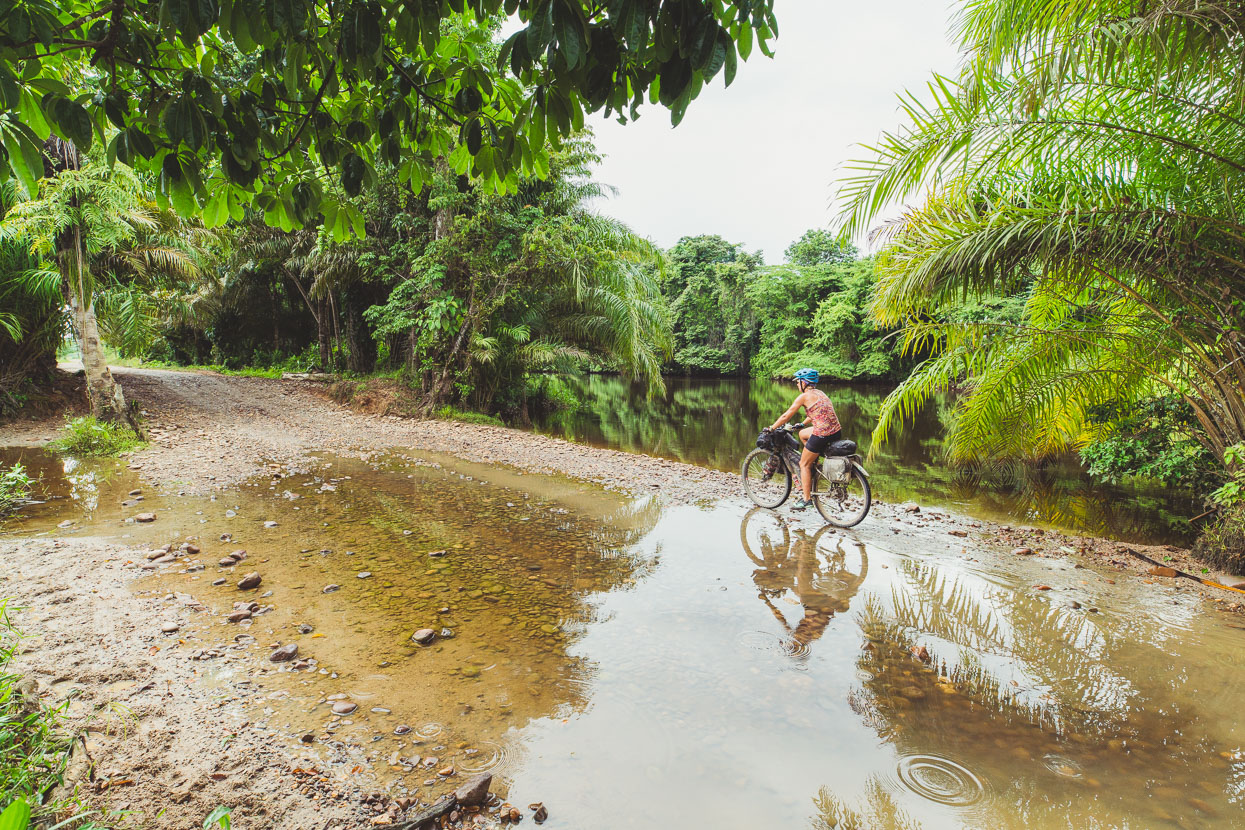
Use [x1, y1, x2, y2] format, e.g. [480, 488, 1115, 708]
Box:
[587, 0, 961, 263]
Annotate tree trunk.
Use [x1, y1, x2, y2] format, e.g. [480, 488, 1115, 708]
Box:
[317, 295, 331, 371]
[45, 136, 139, 434]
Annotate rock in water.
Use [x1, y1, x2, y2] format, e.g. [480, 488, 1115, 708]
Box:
[1148, 565, 1180, 578]
[411, 628, 436, 645]
[134, 513, 156, 523]
[227, 610, 252, 623]
[270, 643, 298, 662]
[322, 584, 340, 593]
[331, 701, 357, 715]
[532, 803, 549, 824]
[237, 572, 262, 590]
[454, 773, 493, 806]
[1012, 547, 1034, 556]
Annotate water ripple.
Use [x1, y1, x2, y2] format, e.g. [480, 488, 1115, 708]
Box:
[895, 755, 986, 806]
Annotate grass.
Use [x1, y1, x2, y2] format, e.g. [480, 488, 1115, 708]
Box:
[47, 417, 145, 458]
[0, 601, 83, 826]
[433, 406, 505, 427]
[0, 465, 34, 518]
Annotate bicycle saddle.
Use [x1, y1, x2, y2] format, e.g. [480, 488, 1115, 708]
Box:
[825, 439, 857, 456]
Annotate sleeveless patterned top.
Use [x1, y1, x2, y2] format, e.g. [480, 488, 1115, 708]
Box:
[805, 389, 841, 437]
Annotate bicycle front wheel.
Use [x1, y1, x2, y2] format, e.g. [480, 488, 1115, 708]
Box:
[812, 464, 872, 528]
[742, 448, 792, 508]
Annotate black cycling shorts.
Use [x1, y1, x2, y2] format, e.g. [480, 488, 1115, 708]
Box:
[804, 431, 841, 456]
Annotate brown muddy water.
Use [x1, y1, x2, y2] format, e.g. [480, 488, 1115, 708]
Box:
[3, 447, 1243, 828]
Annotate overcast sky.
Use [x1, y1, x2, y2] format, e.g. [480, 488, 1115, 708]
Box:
[587, 0, 961, 263]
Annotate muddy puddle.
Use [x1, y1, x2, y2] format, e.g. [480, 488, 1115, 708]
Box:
[3, 447, 1243, 828]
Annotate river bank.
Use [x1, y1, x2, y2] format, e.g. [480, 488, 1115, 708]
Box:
[3, 367, 1244, 827]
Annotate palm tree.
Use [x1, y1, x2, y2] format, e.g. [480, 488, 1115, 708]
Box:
[835, 1, 1245, 472]
[0, 142, 211, 430]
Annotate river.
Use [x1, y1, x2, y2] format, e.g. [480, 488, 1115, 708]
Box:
[528, 375, 1200, 546]
[2, 444, 1239, 829]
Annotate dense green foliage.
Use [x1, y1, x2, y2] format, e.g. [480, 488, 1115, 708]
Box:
[0, 184, 59, 413]
[48, 416, 146, 457]
[1079, 396, 1215, 489]
[145, 136, 671, 418]
[838, 0, 1245, 495]
[658, 231, 908, 381]
[0, 0, 776, 227]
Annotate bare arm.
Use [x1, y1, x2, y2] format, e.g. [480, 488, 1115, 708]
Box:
[769, 393, 807, 430]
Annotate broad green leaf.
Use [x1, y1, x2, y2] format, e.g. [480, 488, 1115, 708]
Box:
[0, 797, 31, 830]
[18, 88, 50, 140]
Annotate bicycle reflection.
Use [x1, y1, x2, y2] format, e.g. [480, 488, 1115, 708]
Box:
[739, 508, 869, 658]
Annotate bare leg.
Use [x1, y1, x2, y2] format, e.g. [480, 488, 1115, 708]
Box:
[798, 427, 818, 502]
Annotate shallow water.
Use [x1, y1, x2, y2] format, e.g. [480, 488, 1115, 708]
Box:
[529, 375, 1200, 545]
[3, 446, 1242, 828]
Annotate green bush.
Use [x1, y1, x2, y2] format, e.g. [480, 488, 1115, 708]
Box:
[48, 417, 144, 457]
[1080, 396, 1215, 488]
[1193, 503, 1245, 574]
[0, 465, 33, 518]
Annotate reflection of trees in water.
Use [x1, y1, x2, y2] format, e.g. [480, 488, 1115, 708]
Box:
[739, 509, 868, 656]
[812, 780, 920, 830]
[530, 376, 1191, 543]
[839, 562, 1233, 827]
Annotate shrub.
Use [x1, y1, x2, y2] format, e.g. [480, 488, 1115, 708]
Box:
[0, 465, 33, 518]
[48, 417, 144, 457]
[1080, 396, 1215, 487]
[1193, 504, 1245, 574]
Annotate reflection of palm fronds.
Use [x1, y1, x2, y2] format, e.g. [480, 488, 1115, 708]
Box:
[811, 779, 922, 830]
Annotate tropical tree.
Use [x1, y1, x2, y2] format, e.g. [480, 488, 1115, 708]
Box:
[0, 0, 777, 228]
[0, 149, 211, 428]
[363, 136, 672, 413]
[837, 1, 1245, 477]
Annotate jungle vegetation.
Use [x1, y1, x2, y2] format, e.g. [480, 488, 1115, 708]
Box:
[835, 0, 1245, 553]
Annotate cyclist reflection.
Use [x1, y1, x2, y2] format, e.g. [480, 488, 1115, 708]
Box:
[740, 508, 869, 656]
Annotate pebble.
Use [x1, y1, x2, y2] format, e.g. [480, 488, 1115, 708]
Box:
[1012, 547, 1034, 556]
[263, 520, 278, 528]
[160, 623, 180, 634]
[948, 529, 968, 537]
[1148, 565, 1179, 578]
[394, 725, 411, 735]
[298, 623, 314, 634]
[128, 489, 142, 496]
[331, 701, 358, 715]
[322, 584, 340, 593]
[227, 610, 252, 623]
[57, 520, 74, 528]
[411, 628, 436, 645]
[237, 572, 262, 590]
[357, 572, 372, 579]
[269, 643, 298, 662]
[212, 578, 226, 586]
[134, 513, 157, 523]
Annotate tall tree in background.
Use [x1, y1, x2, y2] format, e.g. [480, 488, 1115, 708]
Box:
[838, 0, 1245, 472]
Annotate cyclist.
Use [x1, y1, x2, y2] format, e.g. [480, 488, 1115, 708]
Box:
[767, 368, 842, 510]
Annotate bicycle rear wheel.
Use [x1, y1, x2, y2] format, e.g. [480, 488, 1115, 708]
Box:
[811, 463, 871, 528]
[742, 448, 792, 508]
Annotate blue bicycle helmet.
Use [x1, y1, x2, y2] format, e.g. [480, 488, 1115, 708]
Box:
[792, 368, 819, 384]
